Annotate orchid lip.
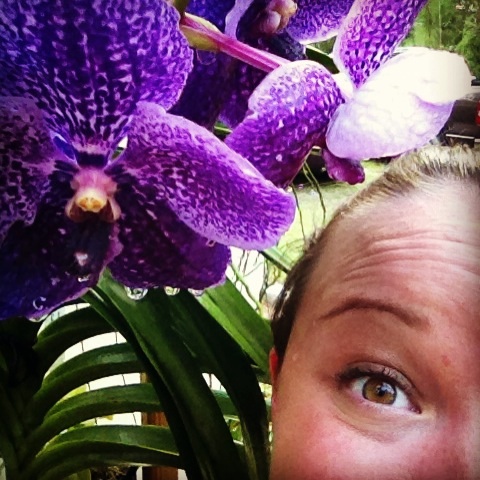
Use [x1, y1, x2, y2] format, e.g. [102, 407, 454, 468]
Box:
[65, 169, 121, 223]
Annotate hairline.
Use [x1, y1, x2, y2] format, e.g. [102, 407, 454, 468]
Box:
[271, 145, 480, 365]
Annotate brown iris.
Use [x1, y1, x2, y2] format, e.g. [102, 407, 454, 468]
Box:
[362, 378, 396, 405]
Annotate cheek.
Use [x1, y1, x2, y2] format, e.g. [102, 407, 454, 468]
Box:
[270, 368, 469, 480]
[272, 405, 463, 480]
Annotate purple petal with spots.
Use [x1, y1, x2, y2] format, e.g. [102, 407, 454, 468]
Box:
[326, 49, 472, 161]
[226, 61, 344, 187]
[109, 180, 231, 289]
[0, 0, 192, 163]
[219, 62, 266, 128]
[0, 98, 59, 242]
[0, 172, 119, 320]
[220, 30, 306, 128]
[109, 102, 295, 250]
[322, 148, 364, 184]
[333, 0, 428, 88]
[287, 0, 354, 44]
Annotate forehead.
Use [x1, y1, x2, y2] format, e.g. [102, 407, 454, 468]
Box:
[297, 181, 480, 334]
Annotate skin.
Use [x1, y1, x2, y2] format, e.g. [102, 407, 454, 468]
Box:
[270, 181, 480, 480]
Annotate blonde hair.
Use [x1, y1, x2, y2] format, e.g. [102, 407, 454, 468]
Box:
[271, 145, 480, 361]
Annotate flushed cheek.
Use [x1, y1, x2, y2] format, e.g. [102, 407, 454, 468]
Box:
[272, 413, 470, 480]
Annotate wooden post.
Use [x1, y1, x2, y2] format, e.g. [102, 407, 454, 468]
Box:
[141, 373, 178, 480]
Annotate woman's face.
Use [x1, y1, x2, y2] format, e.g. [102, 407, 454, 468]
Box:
[270, 182, 480, 480]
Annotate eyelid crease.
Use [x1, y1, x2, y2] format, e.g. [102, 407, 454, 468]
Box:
[321, 297, 429, 331]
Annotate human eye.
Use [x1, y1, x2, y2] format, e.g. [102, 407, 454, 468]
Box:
[338, 363, 420, 413]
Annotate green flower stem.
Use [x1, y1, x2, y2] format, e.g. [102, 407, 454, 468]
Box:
[173, 0, 190, 16]
[230, 264, 263, 313]
[180, 14, 289, 72]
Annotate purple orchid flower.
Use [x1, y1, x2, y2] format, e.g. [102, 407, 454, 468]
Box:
[226, 0, 472, 186]
[0, 0, 295, 320]
[171, 0, 354, 129]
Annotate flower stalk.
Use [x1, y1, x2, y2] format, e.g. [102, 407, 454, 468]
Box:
[180, 14, 289, 73]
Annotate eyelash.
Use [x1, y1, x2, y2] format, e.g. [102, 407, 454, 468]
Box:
[338, 364, 420, 413]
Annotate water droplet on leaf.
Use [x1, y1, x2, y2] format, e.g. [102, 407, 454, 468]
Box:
[206, 240, 216, 247]
[32, 296, 47, 311]
[125, 287, 148, 300]
[77, 275, 91, 283]
[188, 289, 204, 297]
[164, 287, 180, 296]
[28, 314, 49, 323]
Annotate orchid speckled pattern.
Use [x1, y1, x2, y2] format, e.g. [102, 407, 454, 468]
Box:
[112, 102, 295, 250]
[230, 0, 471, 184]
[0, 0, 296, 320]
[0, 98, 56, 242]
[0, 0, 192, 163]
[333, 0, 428, 88]
[226, 61, 344, 187]
[0, 172, 120, 319]
[287, 0, 354, 44]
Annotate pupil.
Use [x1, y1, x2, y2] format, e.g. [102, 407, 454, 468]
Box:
[363, 378, 396, 404]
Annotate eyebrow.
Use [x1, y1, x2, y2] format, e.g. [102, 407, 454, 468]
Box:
[320, 297, 429, 331]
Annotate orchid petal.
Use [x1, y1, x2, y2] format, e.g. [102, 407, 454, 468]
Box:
[0, 0, 192, 160]
[219, 62, 267, 128]
[333, 0, 428, 88]
[287, 0, 354, 44]
[0, 175, 119, 320]
[225, 0, 257, 38]
[111, 102, 295, 250]
[109, 181, 231, 289]
[326, 49, 472, 161]
[188, 0, 237, 31]
[226, 61, 344, 187]
[323, 148, 365, 184]
[0, 98, 58, 242]
[170, 53, 235, 130]
[220, 30, 306, 128]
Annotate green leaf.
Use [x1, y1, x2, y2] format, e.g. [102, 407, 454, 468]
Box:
[261, 247, 294, 274]
[198, 279, 273, 374]
[92, 274, 249, 480]
[0, 419, 20, 480]
[34, 307, 113, 374]
[172, 0, 190, 16]
[305, 45, 339, 73]
[25, 343, 142, 428]
[22, 425, 181, 480]
[21, 384, 160, 464]
[168, 290, 271, 480]
[84, 286, 205, 479]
